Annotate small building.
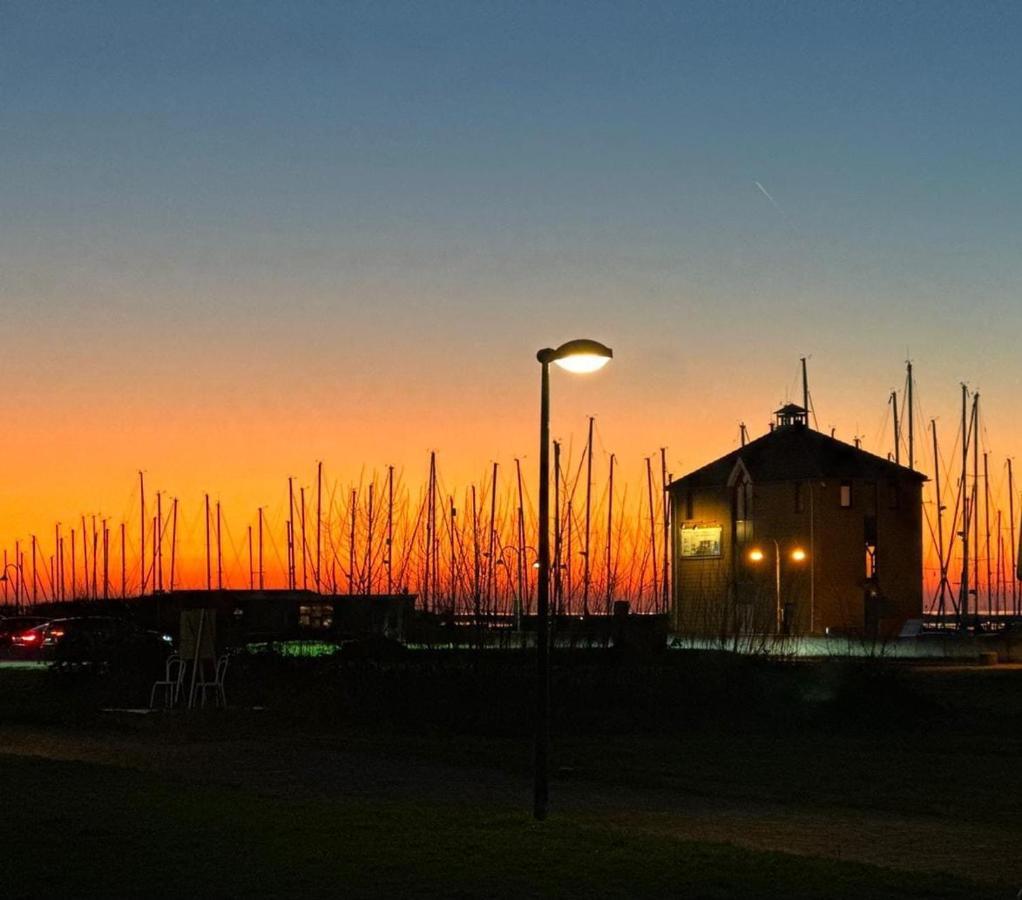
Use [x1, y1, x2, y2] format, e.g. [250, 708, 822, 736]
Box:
[138, 589, 415, 646]
[667, 405, 926, 638]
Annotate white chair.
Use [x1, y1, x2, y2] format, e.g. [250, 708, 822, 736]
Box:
[193, 653, 229, 708]
[149, 655, 185, 709]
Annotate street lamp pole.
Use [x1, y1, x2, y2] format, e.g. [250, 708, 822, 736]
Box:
[533, 338, 612, 822]
[1, 563, 22, 612]
[535, 351, 552, 821]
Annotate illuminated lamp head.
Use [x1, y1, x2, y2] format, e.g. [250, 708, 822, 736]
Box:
[748, 548, 765, 563]
[790, 548, 807, 562]
[538, 339, 613, 373]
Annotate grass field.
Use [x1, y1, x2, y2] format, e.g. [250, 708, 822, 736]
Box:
[0, 753, 1008, 900]
[1, 654, 1020, 898]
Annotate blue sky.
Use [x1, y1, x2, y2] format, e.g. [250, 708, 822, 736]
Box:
[0, 1, 1020, 524]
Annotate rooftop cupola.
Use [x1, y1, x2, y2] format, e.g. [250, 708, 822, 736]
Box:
[774, 403, 808, 428]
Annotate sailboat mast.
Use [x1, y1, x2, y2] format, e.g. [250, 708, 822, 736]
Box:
[972, 394, 980, 616]
[984, 451, 993, 617]
[661, 447, 669, 615]
[120, 522, 126, 599]
[156, 492, 163, 593]
[605, 452, 615, 615]
[139, 471, 146, 594]
[372, 480, 380, 592]
[515, 457, 526, 623]
[448, 495, 456, 614]
[169, 498, 178, 592]
[890, 391, 900, 465]
[471, 484, 480, 619]
[257, 507, 264, 591]
[583, 416, 594, 616]
[102, 521, 109, 599]
[959, 384, 970, 624]
[31, 535, 37, 604]
[216, 501, 223, 590]
[1009, 458, 1018, 616]
[487, 462, 497, 617]
[387, 465, 394, 595]
[907, 360, 915, 470]
[800, 356, 809, 422]
[646, 455, 658, 611]
[553, 442, 562, 617]
[932, 420, 948, 619]
[300, 487, 308, 590]
[349, 489, 357, 595]
[205, 493, 212, 591]
[288, 478, 296, 590]
[316, 461, 323, 592]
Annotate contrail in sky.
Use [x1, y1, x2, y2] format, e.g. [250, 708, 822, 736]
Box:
[754, 180, 783, 214]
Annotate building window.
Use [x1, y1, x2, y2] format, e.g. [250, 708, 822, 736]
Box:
[840, 481, 852, 508]
[794, 482, 804, 513]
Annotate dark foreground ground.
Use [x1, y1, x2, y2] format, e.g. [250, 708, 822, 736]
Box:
[0, 651, 1020, 898]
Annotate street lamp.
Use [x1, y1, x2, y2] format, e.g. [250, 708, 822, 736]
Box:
[1, 563, 22, 611]
[748, 541, 807, 633]
[534, 338, 613, 821]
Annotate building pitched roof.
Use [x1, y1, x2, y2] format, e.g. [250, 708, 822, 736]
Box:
[668, 424, 927, 491]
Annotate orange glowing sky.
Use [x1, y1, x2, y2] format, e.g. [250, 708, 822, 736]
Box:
[2, 4, 1021, 597]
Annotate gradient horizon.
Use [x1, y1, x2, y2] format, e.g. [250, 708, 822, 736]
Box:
[1, 2, 1020, 598]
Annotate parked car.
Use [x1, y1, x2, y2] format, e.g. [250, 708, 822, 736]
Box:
[0, 616, 50, 657]
[17, 617, 173, 671]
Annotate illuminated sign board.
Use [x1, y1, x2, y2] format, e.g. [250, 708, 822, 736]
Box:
[680, 524, 723, 559]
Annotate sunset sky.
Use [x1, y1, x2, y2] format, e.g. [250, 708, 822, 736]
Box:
[1, 2, 1020, 588]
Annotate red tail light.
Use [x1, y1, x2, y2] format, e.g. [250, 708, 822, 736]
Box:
[15, 631, 39, 644]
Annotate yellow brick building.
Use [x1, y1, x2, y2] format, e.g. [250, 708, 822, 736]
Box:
[667, 405, 925, 638]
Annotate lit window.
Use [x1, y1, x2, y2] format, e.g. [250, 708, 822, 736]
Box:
[840, 481, 852, 508]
